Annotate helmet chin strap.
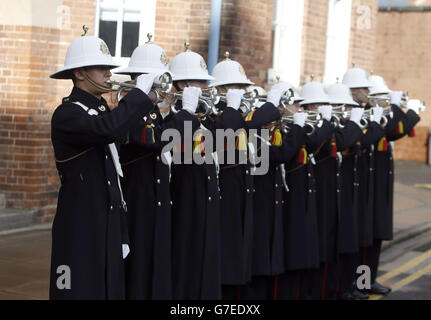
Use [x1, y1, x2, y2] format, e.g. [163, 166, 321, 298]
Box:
[82, 69, 112, 93]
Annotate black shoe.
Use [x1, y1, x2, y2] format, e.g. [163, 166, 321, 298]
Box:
[351, 289, 369, 300]
[369, 282, 391, 295]
[337, 292, 358, 300]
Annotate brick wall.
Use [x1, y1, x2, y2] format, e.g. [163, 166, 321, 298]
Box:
[348, 0, 378, 73]
[393, 127, 429, 163]
[218, 0, 273, 87]
[0, 0, 95, 222]
[155, 0, 211, 61]
[300, 0, 329, 84]
[375, 10, 431, 161]
[154, 0, 274, 87]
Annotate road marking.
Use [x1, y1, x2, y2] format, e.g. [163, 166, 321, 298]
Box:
[370, 263, 431, 300]
[376, 248, 431, 282]
[414, 184, 431, 190]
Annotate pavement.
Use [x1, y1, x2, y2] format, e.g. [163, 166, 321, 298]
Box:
[0, 159, 430, 300]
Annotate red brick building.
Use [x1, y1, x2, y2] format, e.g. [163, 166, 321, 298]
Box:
[375, 0, 431, 163]
[0, 0, 395, 226]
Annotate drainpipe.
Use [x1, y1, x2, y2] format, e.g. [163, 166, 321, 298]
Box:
[207, 0, 223, 74]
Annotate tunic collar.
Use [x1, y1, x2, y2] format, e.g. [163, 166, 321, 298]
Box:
[65, 87, 109, 113]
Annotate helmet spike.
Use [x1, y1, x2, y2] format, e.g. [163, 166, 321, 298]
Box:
[146, 33, 153, 43]
[81, 25, 89, 36]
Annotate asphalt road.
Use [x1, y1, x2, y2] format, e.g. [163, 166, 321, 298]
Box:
[370, 228, 431, 300]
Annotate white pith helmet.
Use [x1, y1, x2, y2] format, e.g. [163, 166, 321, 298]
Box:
[300, 78, 330, 105]
[50, 25, 120, 79]
[327, 81, 359, 106]
[209, 52, 254, 87]
[115, 33, 171, 76]
[368, 75, 391, 96]
[169, 42, 214, 81]
[342, 65, 371, 89]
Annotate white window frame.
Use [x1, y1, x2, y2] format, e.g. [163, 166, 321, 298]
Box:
[270, 0, 305, 88]
[323, 0, 352, 85]
[94, 0, 157, 67]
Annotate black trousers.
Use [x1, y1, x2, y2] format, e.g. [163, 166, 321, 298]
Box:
[337, 253, 359, 295]
[239, 276, 272, 300]
[304, 262, 338, 300]
[361, 240, 382, 283]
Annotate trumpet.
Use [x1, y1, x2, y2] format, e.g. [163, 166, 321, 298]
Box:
[258, 88, 296, 107]
[212, 88, 260, 115]
[360, 105, 394, 128]
[279, 116, 316, 136]
[165, 87, 220, 118]
[367, 94, 391, 108]
[106, 72, 173, 102]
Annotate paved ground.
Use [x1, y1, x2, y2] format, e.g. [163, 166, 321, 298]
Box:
[0, 160, 430, 300]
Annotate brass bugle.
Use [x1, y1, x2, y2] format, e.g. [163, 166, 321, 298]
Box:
[168, 87, 220, 118]
[213, 89, 260, 114]
[280, 115, 317, 136]
[258, 88, 296, 106]
[106, 72, 173, 102]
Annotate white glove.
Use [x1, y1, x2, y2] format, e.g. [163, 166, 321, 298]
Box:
[182, 87, 202, 113]
[407, 99, 420, 114]
[371, 106, 383, 124]
[350, 107, 364, 127]
[226, 89, 245, 110]
[266, 83, 290, 108]
[318, 105, 332, 121]
[293, 112, 308, 127]
[136, 73, 158, 95]
[389, 91, 403, 107]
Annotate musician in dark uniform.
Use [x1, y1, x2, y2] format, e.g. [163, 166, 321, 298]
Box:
[49, 31, 157, 299]
[238, 82, 305, 300]
[275, 81, 333, 299]
[114, 35, 173, 299]
[362, 78, 422, 295]
[207, 53, 255, 299]
[302, 81, 365, 300]
[338, 68, 385, 300]
[326, 82, 366, 300]
[166, 44, 222, 299]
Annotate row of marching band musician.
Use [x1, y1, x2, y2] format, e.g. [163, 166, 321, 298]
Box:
[48, 27, 423, 300]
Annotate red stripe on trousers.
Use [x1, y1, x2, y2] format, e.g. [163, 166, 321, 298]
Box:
[321, 263, 328, 300]
[273, 276, 278, 300]
[296, 278, 301, 300]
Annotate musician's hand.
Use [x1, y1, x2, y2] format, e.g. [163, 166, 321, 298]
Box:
[350, 107, 364, 127]
[293, 112, 307, 127]
[226, 89, 245, 110]
[371, 106, 383, 124]
[182, 87, 201, 113]
[407, 99, 420, 114]
[389, 91, 403, 107]
[318, 105, 332, 121]
[136, 73, 158, 95]
[267, 83, 290, 108]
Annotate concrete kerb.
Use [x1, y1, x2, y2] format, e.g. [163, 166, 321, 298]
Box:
[0, 222, 52, 237]
[382, 221, 431, 252]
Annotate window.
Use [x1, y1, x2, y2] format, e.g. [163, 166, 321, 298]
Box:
[378, 0, 409, 8]
[95, 0, 157, 63]
[270, 0, 305, 88]
[323, 0, 352, 85]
